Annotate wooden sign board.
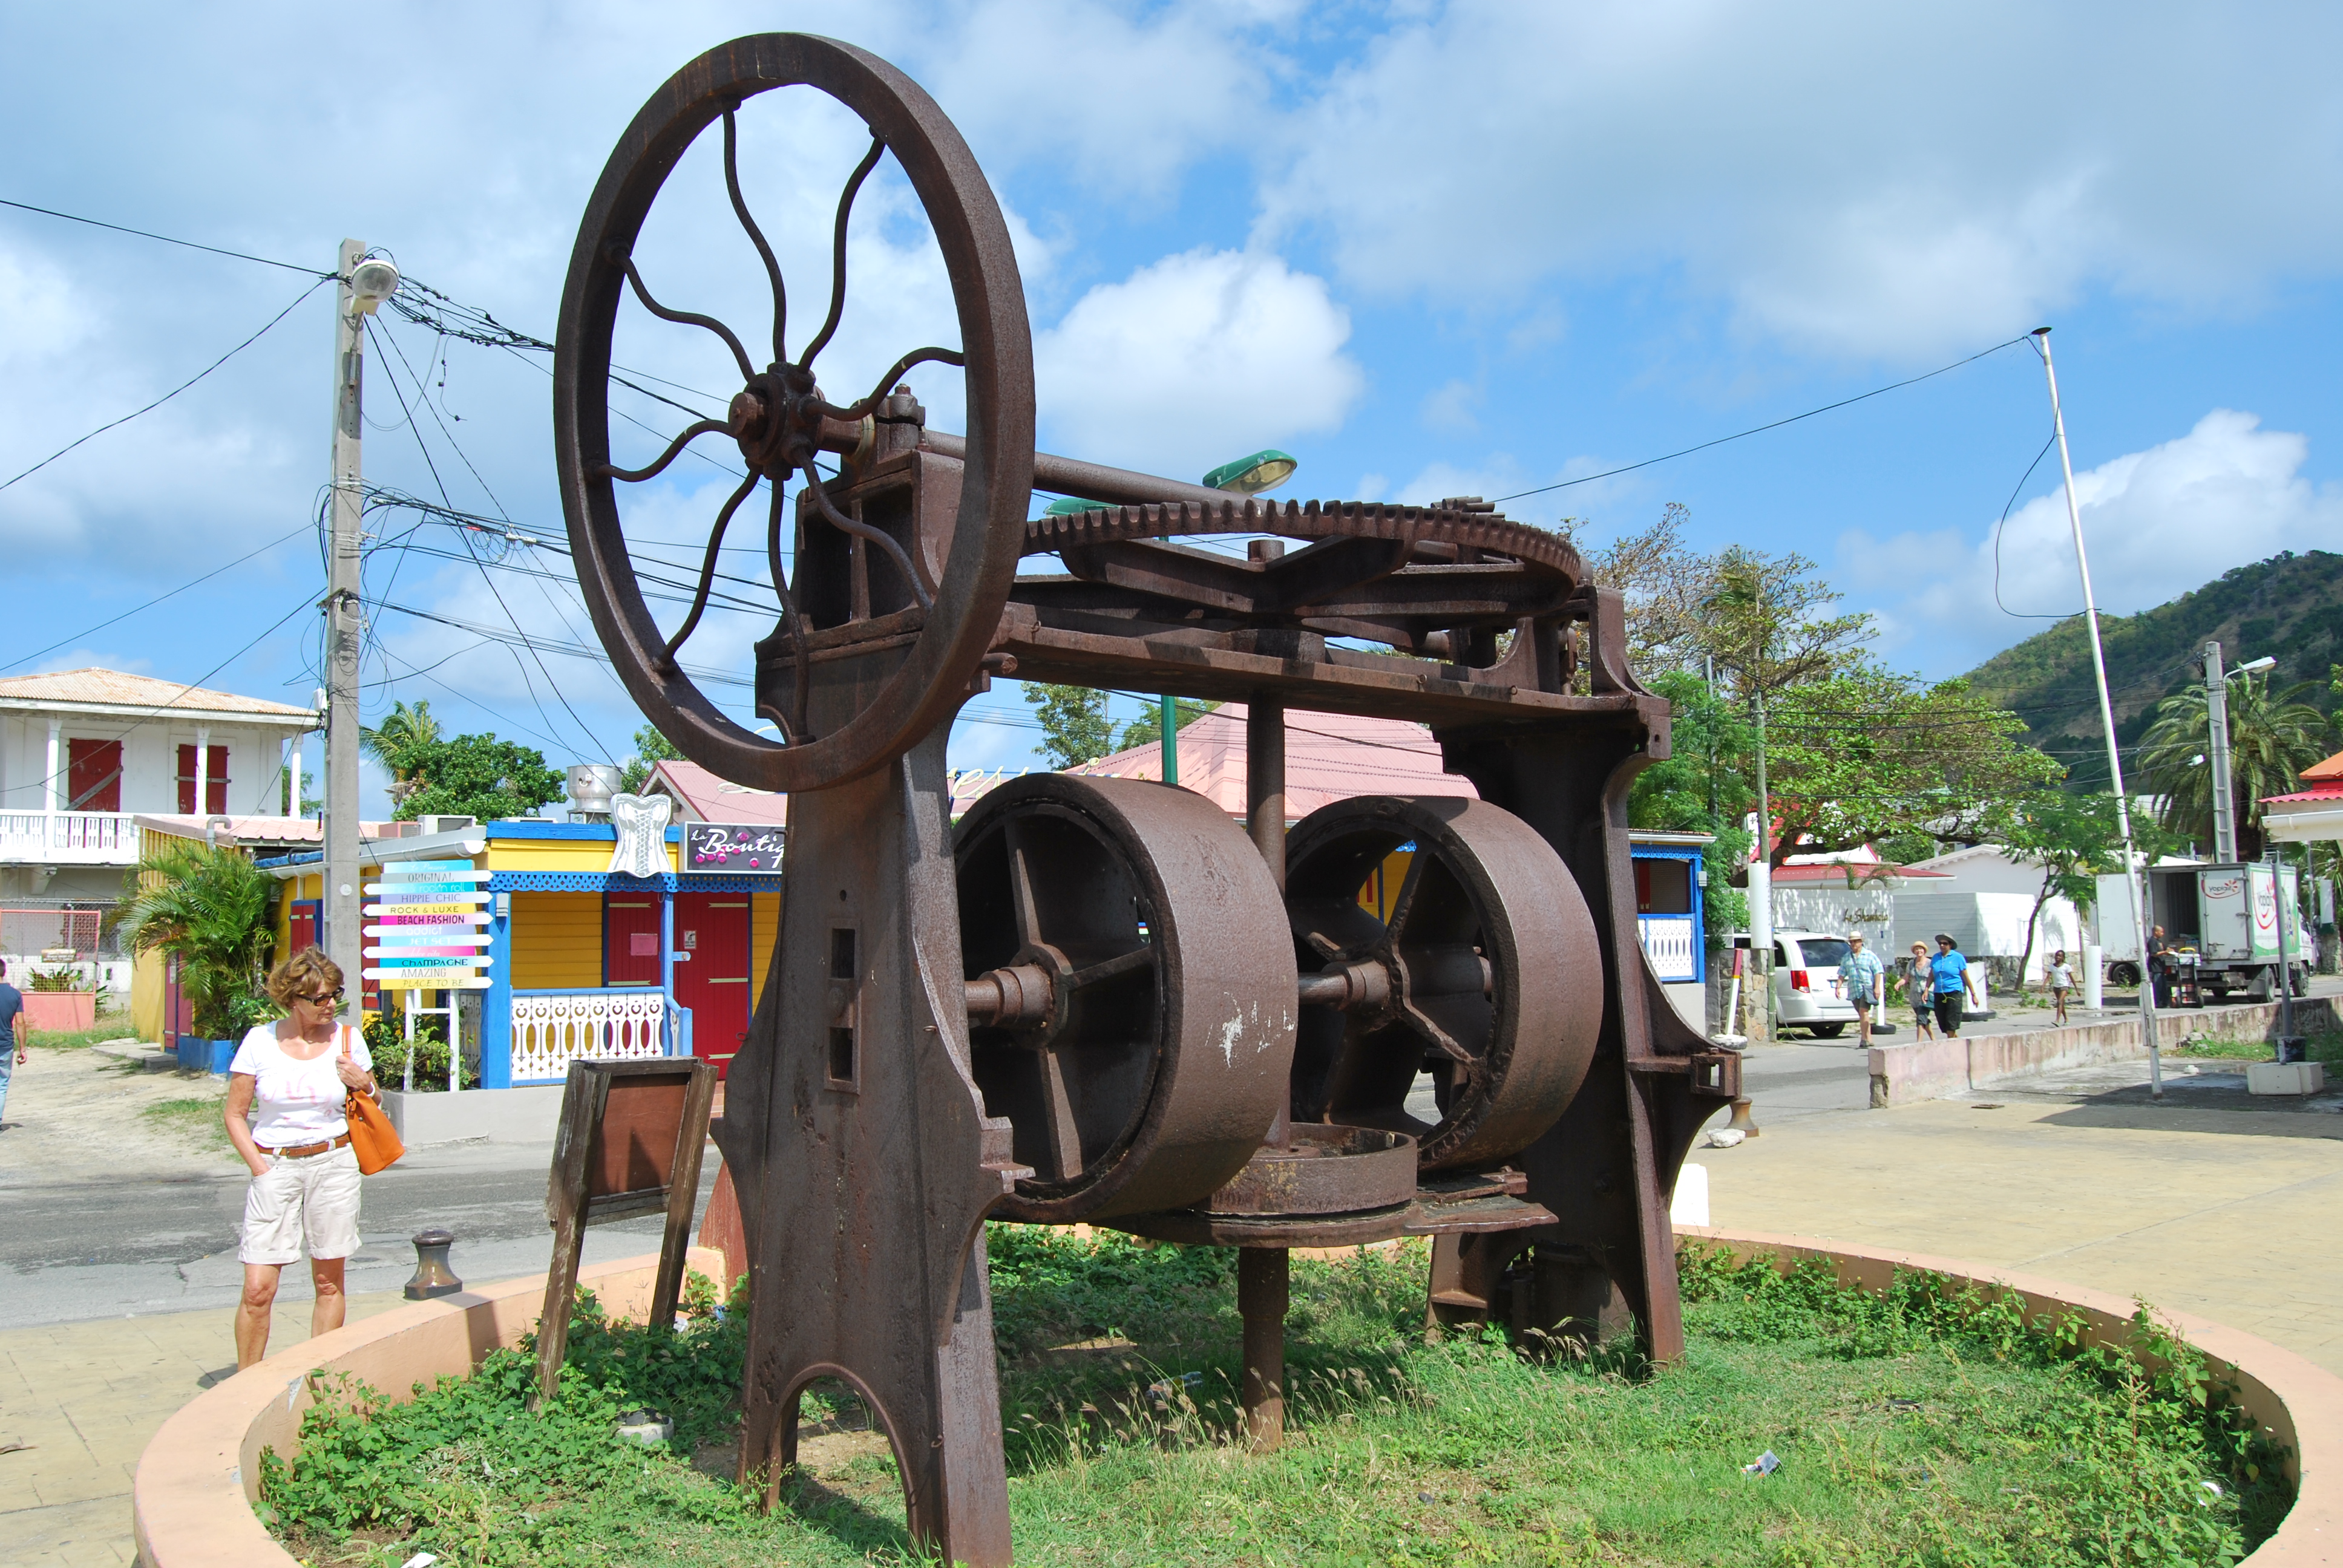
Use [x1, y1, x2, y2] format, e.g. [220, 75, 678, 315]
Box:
[534, 1057, 718, 1405]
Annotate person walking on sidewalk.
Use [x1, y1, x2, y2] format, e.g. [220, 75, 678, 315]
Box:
[0, 961, 25, 1128]
[223, 949, 379, 1370]
[1840, 932, 1887, 1046]
[1930, 934, 1983, 1038]
[1901, 942, 1936, 1040]
[2046, 950, 2075, 1026]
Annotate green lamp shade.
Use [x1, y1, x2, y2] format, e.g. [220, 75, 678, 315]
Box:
[1044, 496, 1113, 516]
[1201, 449, 1298, 494]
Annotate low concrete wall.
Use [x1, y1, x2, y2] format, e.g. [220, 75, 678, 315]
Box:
[381, 1082, 566, 1145]
[1869, 997, 2343, 1106]
[1683, 1227, 2343, 1566]
[133, 1246, 721, 1568]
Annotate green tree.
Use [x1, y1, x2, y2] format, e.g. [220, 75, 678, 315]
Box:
[2135, 671, 2328, 856]
[361, 700, 442, 804]
[1628, 670, 1754, 938]
[1023, 684, 1115, 769]
[119, 843, 277, 1040]
[620, 724, 683, 794]
[1760, 671, 2063, 865]
[391, 733, 566, 823]
[1999, 789, 2128, 982]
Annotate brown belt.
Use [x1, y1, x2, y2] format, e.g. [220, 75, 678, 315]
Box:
[266, 1133, 353, 1160]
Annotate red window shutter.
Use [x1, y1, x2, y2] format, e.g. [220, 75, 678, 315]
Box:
[177, 744, 196, 813]
[67, 739, 123, 812]
[206, 744, 229, 815]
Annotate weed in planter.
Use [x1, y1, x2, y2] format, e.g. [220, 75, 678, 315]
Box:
[364, 1014, 479, 1093]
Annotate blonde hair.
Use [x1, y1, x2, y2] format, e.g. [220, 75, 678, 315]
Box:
[264, 947, 346, 1007]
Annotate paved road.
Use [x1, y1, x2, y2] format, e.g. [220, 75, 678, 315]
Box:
[0, 1048, 715, 1330]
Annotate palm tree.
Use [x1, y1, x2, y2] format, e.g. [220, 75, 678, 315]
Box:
[362, 700, 441, 802]
[2135, 672, 2328, 858]
[119, 843, 277, 1041]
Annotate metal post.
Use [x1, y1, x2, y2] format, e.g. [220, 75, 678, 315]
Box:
[2272, 846, 2299, 1048]
[1158, 694, 1179, 785]
[325, 239, 367, 1024]
[1240, 686, 1291, 1451]
[2032, 328, 2160, 1098]
[2205, 641, 2238, 863]
[1751, 684, 1774, 1043]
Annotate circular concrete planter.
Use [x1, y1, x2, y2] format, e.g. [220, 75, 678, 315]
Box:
[132, 1233, 2339, 1566]
[133, 1247, 720, 1568]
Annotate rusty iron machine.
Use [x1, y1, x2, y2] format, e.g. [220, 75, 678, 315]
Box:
[554, 33, 1739, 1566]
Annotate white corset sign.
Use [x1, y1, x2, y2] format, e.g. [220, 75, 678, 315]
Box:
[607, 792, 674, 879]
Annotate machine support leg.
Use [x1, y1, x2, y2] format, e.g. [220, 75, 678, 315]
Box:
[1239, 1246, 1289, 1451]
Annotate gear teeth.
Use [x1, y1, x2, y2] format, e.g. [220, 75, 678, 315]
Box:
[1023, 498, 1582, 584]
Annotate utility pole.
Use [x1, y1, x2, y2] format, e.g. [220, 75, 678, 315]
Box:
[326, 241, 399, 1021]
[1158, 694, 1179, 785]
[2032, 328, 2161, 1097]
[2204, 640, 2238, 863]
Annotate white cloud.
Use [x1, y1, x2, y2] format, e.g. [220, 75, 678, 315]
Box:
[1257, 0, 2343, 358]
[1033, 248, 1365, 479]
[1841, 410, 2342, 668]
[1420, 378, 1479, 434]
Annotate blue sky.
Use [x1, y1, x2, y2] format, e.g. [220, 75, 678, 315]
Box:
[3, 1, 2339, 811]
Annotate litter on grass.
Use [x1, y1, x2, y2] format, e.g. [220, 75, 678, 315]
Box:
[1743, 1451, 1781, 1476]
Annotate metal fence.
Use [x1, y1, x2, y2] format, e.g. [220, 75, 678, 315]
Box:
[0, 903, 123, 958]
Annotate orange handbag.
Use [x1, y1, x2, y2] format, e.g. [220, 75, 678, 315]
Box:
[342, 1027, 405, 1175]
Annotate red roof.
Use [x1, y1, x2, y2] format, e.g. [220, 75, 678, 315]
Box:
[1768, 863, 1948, 883]
[2302, 749, 2343, 785]
[646, 760, 789, 826]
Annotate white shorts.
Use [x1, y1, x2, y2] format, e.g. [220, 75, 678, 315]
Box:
[240, 1143, 362, 1266]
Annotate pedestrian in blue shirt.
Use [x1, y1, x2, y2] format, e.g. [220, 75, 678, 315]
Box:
[0, 960, 28, 1128]
[1839, 933, 1887, 1045]
[1929, 935, 1982, 1037]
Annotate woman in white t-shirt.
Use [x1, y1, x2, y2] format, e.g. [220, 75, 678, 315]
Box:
[223, 948, 378, 1370]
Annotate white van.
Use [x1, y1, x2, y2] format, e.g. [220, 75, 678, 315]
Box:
[1769, 930, 1861, 1038]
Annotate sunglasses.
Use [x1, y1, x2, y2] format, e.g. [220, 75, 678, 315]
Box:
[295, 989, 344, 1005]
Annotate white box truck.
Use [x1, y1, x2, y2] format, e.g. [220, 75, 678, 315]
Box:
[2094, 861, 2307, 999]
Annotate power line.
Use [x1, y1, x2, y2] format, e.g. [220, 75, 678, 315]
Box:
[0, 197, 329, 278]
[0, 276, 330, 493]
[1490, 334, 2034, 506]
[0, 521, 313, 673]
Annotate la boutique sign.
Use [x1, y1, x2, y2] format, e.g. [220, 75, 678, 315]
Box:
[686, 822, 785, 871]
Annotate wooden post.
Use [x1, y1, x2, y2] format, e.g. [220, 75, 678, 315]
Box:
[533, 1062, 606, 1408]
[650, 1062, 719, 1327]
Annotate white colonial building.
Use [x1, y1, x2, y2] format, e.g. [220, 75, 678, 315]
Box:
[0, 668, 319, 903]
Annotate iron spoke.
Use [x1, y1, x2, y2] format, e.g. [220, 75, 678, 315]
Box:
[802, 466, 932, 610]
[598, 419, 730, 483]
[620, 257, 756, 381]
[760, 480, 810, 744]
[723, 105, 788, 362]
[1397, 1002, 1473, 1064]
[1066, 947, 1154, 991]
[1035, 1047, 1083, 1181]
[813, 347, 968, 423]
[660, 471, 762, 667]
[799, 135, 885, 371]
[1003, 818, 1041, 949]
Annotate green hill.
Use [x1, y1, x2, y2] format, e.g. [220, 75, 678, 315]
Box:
[1963, 549, 2343, 789]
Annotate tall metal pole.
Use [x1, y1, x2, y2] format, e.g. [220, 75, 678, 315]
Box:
[2204, 640, 2238, 862]
[2032, 328, 2160, 1097]
[326, 240, 368, 1022]
[1158, 694, 1179, 785]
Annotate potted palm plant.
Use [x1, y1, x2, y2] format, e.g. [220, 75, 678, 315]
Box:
[117, 843, 277, 1073]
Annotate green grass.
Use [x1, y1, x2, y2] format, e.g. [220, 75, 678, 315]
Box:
[141, 1093, 233, 1152]
[260, 1235, 2289, 1568]
[25, 1011, 140, 1050]
[2171, 1029, 2343, 1065]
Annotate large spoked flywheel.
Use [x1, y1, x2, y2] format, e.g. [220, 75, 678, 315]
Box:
[555, 33, 1034, 793]
[954, 775, 1297, 1223]
[1284, 795, 1602, 1170]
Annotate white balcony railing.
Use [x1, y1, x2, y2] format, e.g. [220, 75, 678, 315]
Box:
[0, 811, 140, 865]
[1638, 914, 1699, 982]
[510, 988, 671, 1084]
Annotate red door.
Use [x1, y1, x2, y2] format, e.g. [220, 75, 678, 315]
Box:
[289, 900, 320, 956]
[605, 893, 663, 986]
[67, 739, 122, 811]
[672, 893, 752, 1074]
